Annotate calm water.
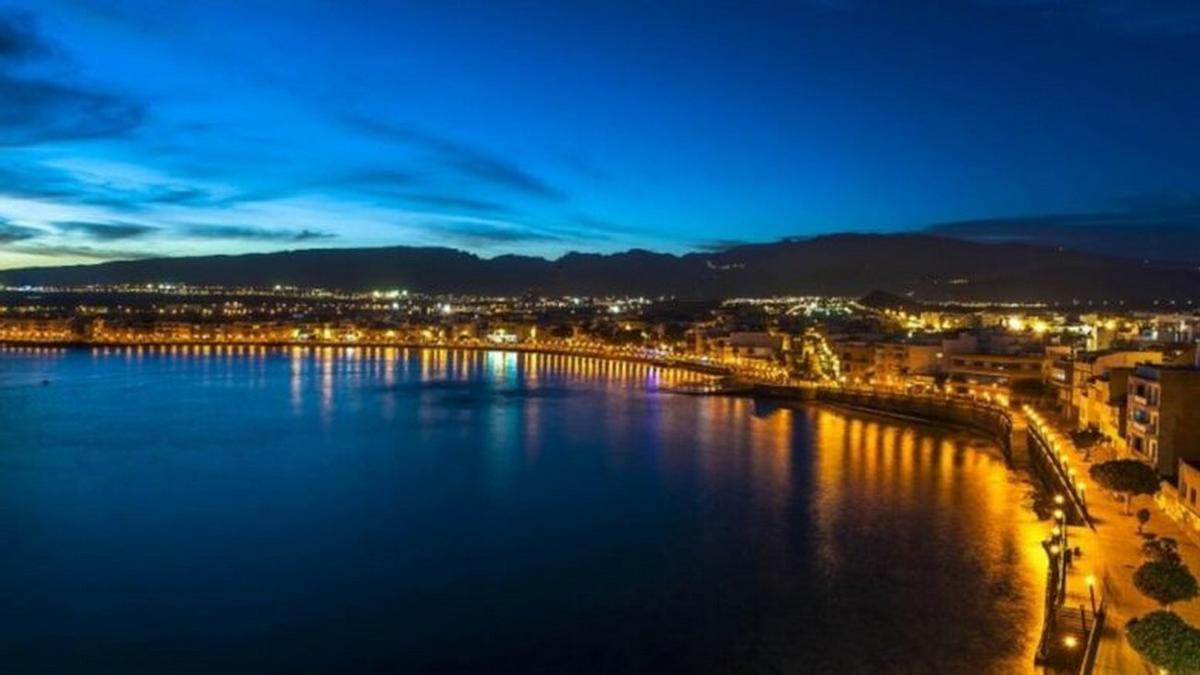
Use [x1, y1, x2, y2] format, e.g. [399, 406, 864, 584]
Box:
[0, 346, 1044, 673]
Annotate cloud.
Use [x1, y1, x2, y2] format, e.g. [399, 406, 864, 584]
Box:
[693, 239, 753, 252]
[182, 224, 336, 242]
[0, 10, 45, 62]
[5, 243, 148, 261]
[0, 11, 144, 146]
[0, 217, 44, 243]
[0, 163, 78, 200]
[56, 220, 158, 240]
[340, 114, 564, 200]
[0, 161, 225, 211]
[322, 171, 516, 216]
[426, 220, 562, 247]
[926, 201, 1200, 262]
[0, 79, 143, 147]
[397, 193, 514, 215]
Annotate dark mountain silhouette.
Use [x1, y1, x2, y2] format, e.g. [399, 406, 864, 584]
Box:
[858, 290, 926, 313]
[3, 233, 1199, 305]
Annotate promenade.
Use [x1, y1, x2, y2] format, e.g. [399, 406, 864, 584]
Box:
[1035, 413, 1200, 674]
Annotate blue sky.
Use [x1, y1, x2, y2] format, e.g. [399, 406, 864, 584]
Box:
[0, 0, 1198, 268]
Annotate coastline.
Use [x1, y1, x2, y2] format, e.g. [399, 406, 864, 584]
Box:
[0, 337, 1092, 671]
[0, 339, 734, 377]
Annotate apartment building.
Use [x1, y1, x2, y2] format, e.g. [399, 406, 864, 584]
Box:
[946, 352, 1046, 405]
[1053, 349, 1163, 425]
[872, 341, 944, 388]
[1127, 364, 1200, 477]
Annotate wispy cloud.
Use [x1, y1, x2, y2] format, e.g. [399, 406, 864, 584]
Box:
[693, 238, 753, 252]
[0, 10, 46, 61]
[182, 224, 336, 242]
[397, 193, 514, 215]
[927, 198, 1200, 261]
[0, 217, 44, 243]
[340, 114, 564, 200]
[0, 161, 228, 212]
[6, 243, 149, 261]
[56, 220, 158, 240]
[422, 219, 562, 248]
[0, 10, 144, 147]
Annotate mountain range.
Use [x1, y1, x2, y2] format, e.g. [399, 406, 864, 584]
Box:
[2, 233, 1198, 305]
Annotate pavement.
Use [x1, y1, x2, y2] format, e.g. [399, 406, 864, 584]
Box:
[1037, 414, 1200, 674]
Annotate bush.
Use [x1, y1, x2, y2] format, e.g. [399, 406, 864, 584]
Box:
[1133, 560, 1200, 608]
[1127, 610, 1200, 674]
[1137, 507, 1151, 533]
[1143, 538, 1182, 565]
[1070, 427, 1105, 449]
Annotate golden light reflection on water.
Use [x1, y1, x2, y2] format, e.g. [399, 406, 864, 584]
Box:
[809, 407, 1045, 673]
[4, 346, 1048, 671]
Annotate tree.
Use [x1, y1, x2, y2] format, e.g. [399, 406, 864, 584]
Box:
[1133, 560, 1200, 609]
[1070, 426, 1105, 460]
[1143, 538, 1183, 565]
[1070, 427, 1104, 448]
[1089, 460, 1161, 514]
[1127, 610, 1200, 674]
[1137, 508, 1152, 534]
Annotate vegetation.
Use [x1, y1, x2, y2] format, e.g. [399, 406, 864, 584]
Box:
[1127, 610, 1200, 675]
[1142, 537, 1183, 565]
[1070, 426, 1105, 448]
[1088, 460, 1160, 514]
[1133, 560, 1199, 609]
[1137, 507, 1151, 534]
[1070, 426, 1105, 460]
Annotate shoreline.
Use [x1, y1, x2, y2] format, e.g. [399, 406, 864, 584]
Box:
[0, 339, 734, 377]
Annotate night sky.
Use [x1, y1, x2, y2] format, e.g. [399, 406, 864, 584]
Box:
[1, 0, 1198, 268]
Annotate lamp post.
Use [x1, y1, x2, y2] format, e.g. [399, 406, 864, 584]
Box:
[1057, 508, 1068, 551]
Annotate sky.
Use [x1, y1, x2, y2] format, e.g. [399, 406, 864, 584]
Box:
[0, 0, 1199, 269]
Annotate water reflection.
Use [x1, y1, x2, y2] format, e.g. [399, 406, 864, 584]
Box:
[0, 347, 1042, 674]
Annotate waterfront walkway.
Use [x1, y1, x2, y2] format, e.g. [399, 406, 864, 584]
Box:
[1037, 414, 1200, 674]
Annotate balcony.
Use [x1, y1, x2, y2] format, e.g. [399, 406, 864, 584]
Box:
[1129, 416, 1157, 437]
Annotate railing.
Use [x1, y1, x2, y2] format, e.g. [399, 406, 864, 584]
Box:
[812, 386, 1015, 462]
[1078, 595, 1106, 675]
[1024, 407, 1092, 527]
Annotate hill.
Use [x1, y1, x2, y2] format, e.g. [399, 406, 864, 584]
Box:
[2, 233, 1198, 305]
